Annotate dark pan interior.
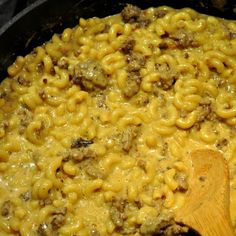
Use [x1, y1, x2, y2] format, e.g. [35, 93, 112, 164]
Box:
[0, 0, 235, 79]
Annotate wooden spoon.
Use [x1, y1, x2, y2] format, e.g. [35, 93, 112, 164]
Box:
[175, 149, 235, 236]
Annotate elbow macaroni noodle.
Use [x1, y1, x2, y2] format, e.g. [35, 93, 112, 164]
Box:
[0, 4, 236, 235]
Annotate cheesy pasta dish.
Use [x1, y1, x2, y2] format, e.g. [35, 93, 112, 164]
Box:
[0, 4, 236, 235]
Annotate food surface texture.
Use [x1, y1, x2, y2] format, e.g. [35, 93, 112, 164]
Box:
[0, 4, 236, 236]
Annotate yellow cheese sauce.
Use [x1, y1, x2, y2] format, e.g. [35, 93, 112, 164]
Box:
[0, 4, 236, 235]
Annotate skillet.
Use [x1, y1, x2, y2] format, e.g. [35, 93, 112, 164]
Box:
[0, 0, 236, 79]
[0, 0, 235, 235]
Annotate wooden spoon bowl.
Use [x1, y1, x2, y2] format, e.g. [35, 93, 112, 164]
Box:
[175, 149, 235, 236]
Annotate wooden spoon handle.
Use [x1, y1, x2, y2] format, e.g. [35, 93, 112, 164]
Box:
[175, 150, 235, 236]
[181, 206, 235, 236]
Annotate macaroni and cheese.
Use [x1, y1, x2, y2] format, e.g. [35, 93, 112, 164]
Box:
[0, 4, 236, 235]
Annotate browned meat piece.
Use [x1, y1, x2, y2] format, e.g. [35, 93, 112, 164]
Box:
[212, 72, 227, 88]
[53, 207, 67, 216]
[121, 4, 150, 27]
[42, 78, 48, 84]
[154, 216, 175, 231]
[126, 52, 146, 72]
[195, 101, 219, 129]
[17, 76, 31, 86]
[1, 200, 11, 217]
[155, 9, 168, 18]
[71, 138, 93, 148]
[85, 165, 104, 179]
[205, 112, 219, 122]
[122, 52, 145, 98]
[155, 62, 170, 74]
[140, 214, 189, 235]
[120, 38, 135, 54]
[110, 206, 124, 229]
[121, 4, 142, 23]
[134, 92, 149, 106]
[37, 223, 50, 236]
[112, 198, 126, 212]
[83, 160, 105, 179]
[216, 138, 228, 149]
[140, 215, 172, 235]
[63, 148, 96, 162]
[138, 13, 151, 28]
[57, 58, 69, 69]
[109, 199, 126, 230]
[174, 172, 188, 192]
[155, 78, 176, 91]
[50, 67, 56, 76]
[39, 198, 52, 207]
[20, 190, 32, 201]
[89, 224, 100, 236]
[51, 207, 67, 230]
[123, 72, 141, 98]
[17, 106, 33, 134]
[154, 63, 177, 91]
[162, 223, 189, 236]
[72, 60, 108, 91]
[197, 102, 212, 123]
[121, 125, 139, 152]
[169, 30, 198, 49]
[159, 42, 169, 50]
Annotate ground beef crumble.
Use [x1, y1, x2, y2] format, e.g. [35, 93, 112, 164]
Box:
[154, 63, 177, 91]
[17, 76, 31, 86]
[120, 125, 139, 152]
[159, 30, 198, 50]
[109, 198, 127, 230]
[121, 4, 142, 24]
[123, 71, 142, 98]
[81, 159, 105, 179]
[121, 4, 151, 27]
[72, 59, 108, 91]
[1, 200, 11, 217]
[170, 30, 198, 49]
[120, 38, 135, 54]
[127, 52, 146, 72]
[63, 148, 96, 162]
[123, 52, 146, 98]
[140, 215, 189, 236]
[51, 207, 67, 230]
[194, 100, 220, 129]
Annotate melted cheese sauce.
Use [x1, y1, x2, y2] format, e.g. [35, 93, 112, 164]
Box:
[0, 4, 236, 235]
